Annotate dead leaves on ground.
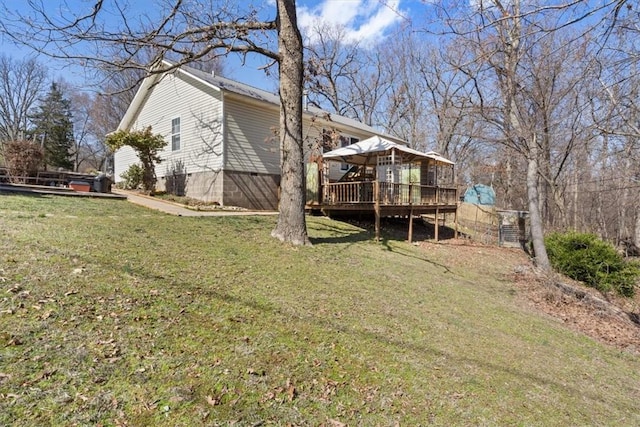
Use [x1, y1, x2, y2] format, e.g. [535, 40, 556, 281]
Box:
[259, 378, 296, 404]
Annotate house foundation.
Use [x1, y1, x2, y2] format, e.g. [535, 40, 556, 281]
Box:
[157, 169, 279, 210]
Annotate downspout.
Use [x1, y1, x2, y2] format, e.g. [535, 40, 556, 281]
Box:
[220, 91, 227, 173]
[219, 90, 227, 207]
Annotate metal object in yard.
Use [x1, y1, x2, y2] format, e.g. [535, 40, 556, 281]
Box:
[497, 210, 529, 248]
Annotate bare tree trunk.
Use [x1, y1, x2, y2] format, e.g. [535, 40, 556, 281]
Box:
[595, 178, 608, 239]
[527, 138, 551, 270]
[575, 164, 583, 230]
[618, 137, 637, 243]
[504, 154, 513, 208]
[634, 200, 640, 249]
[619, 149, 633, 242]
[271, 0, 310, 245]
[539, 132, 551, 227]
[551, 187, 568, 230]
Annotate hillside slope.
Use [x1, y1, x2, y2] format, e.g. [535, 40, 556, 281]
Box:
[1, 194, 639, 425]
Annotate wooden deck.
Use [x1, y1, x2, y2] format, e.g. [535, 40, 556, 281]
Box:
[308, 181, 459, 241]
[313, 181, 457, 212]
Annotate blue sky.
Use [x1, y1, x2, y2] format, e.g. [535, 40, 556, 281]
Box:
[0, 0, 421, 92]
[237, 0, 416, 90]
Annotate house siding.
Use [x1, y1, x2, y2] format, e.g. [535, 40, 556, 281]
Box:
[224, 96, 280, 175]
[113, 145, 138, 182]
[114, 64, 403, 208]
[114, 72, 224, 189]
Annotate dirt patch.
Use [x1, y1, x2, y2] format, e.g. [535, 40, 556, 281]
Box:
[513, 268, 640, 354]
[423, 238, 640, 354]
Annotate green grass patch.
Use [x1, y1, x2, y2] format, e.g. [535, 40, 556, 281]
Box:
[1, 193, 639, 425]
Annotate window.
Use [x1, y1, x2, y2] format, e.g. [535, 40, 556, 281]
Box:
[377, 155, 400, 183]
[171, 117, 181, 151]
[321, 129, 334, 153]
[340, 135, 359, 171]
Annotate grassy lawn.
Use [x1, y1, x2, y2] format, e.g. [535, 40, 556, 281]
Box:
[1, 193, 639, 426]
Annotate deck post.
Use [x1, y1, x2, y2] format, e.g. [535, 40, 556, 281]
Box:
[408, 183, 414, 243]
[435, 207, 440, 241]
[374, 180, 381, 241]
[454, 206, 459, 239]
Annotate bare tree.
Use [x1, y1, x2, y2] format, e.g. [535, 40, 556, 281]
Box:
[374, 35, 427, 148]
[518, 33, 594, 231]
[68, 89, 111, 172]
[439, 0, 634, 265]
[304, 23, 361, 116]
[444, 0, 556, 269]
[68, 89, 91, 172]
[588, 20, 640, 248]
[2, 0, 309, 245]
[304, 22, 393, 127]
[0, 55, 47, 149]
[404, 36, 486, 179]
[271, 0, 308, 245]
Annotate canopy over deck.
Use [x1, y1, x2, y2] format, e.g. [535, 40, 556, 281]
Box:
[316, 136, 458, 242]
[322, 135, 455, 166]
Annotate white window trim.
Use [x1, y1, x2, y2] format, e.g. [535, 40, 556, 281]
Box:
[171, 116, 181, 151]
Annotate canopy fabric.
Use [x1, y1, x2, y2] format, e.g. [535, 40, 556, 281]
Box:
[322, 135, 454, 166]
[424, 151, 455, 165]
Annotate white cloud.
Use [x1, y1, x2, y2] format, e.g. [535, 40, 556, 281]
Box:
[298, 0, 405, 46]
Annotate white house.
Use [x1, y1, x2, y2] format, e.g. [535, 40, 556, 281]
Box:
[113, 61, 405, 210]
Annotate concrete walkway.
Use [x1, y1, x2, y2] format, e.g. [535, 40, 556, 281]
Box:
[112, 189, 278, 217]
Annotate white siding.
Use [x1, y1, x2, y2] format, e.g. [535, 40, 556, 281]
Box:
[113, 145, 138, 182]
[224, 98, 381, 177]
[113, 72, 224, 182]
[114, 66, 395, 193]
[224, 97, 280, 174]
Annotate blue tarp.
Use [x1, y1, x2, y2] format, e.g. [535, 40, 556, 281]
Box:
[463, 184, 496, 205]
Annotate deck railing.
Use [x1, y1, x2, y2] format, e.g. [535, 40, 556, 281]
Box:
[322, 181, 457, 206]
[0, 168, 99, 187]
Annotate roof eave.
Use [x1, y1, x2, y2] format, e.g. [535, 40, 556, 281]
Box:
[117, 72, 163, 131]
[117, 61, 225, 132]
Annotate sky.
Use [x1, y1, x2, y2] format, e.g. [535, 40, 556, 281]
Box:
[297, 0, 409, 45]
[0, 0, 419, 93]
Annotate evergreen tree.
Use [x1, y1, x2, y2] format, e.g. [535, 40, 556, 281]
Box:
[30, 82, 74, 170]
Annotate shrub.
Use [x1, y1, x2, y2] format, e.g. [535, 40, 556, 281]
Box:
[119, 163, 144, 190]
[545, 232, 639, 297]
[105, 127, 166, 194]
[4, 140, 44, 183]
